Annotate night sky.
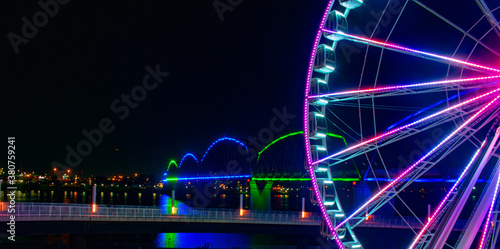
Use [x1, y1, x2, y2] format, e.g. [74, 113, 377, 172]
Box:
[1, 1, 327, 176]
[1, 1, 499, 177]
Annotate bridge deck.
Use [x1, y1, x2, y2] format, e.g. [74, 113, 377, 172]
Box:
[0, 202, 320, 226]
[0, 202, 465, 231]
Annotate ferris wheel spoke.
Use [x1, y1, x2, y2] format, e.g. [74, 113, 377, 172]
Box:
[333, 96, 500, 232]
[475, 0, 500, 40]
[326, 107, 362, 140]
[476, 161, 500, 249]
[325, 105, 487, 167]
[309, 75, 500, 102]
[334, 101, 499, 170]
[355, 111, 500, 234]
[412, 0, 500, 57]
[424, 125, 500, 249]
[480, 162, 500, 249]
[321, 29, 500, 74]
[313, 88, 500, 166]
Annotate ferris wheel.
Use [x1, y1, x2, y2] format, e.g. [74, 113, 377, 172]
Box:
[304, 0, 500, 248]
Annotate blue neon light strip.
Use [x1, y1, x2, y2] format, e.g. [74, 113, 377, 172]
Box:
[200, 137, 248, 163]
[386, 91, 470, 131]
[364, 177, 487, 183]
[163, 174, 253, 181]
[179, 153, 198, 167]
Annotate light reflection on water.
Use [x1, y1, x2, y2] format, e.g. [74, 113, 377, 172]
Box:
[155, 233, 251, 248]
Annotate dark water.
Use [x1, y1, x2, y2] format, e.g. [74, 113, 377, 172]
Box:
[6, 189, 160, 207]
[1, 229, 419, 249]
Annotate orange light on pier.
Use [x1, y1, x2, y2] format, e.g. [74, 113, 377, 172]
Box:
[92, 185, 97, 213]
[239, 209, 244, 216]
[171, 206, 176, 214]
[302, 211, 306, 218]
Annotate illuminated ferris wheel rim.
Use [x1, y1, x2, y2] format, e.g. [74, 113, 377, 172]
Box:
[303, 1, 500, 249]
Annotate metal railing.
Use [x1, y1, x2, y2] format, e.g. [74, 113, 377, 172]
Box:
[360, 215, 466, 231]
[0, 202, 321, 225]
[0, 202, 466, 230]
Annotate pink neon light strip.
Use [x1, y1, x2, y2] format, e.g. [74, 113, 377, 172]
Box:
[313, 88, 500, 165]
[303, 1, 345, 248]
[322, 29, 500, 73]
[409, 140, 486, 248]
[335, 96, 500, 231]
[479, 136, 500, 249]
[309, 75, 500, 99]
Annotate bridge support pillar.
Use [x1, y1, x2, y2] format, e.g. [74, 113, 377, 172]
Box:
[175, 180, 187, 201]
[354, 182, 370, 208]
[69, 234, 86, 249]
[250, 180, 273, 210]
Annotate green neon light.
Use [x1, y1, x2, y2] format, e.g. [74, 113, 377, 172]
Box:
[164, 132, 360, 183]
[258, 132, 349, 161]
[257, 131, 361, 179]
[167, 160, 178, 172]
[163, 177, 359, 182]
[257, 131, 303, 162]
[252, 177, 359, 181]
[331, 178, 360, 181]
[252, 177, 311, 181]
[326, 133, 348, 147]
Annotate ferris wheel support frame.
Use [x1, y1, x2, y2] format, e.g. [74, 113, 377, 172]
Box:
[458, 159, 500, 249]
[423, 125, 500, 248]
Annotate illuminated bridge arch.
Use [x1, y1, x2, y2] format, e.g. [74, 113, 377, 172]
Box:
[177, 153, 200, 178]
[180, 153, 199, 167]
[256, 131, 360, 181]
[165, 160, 179, 178]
